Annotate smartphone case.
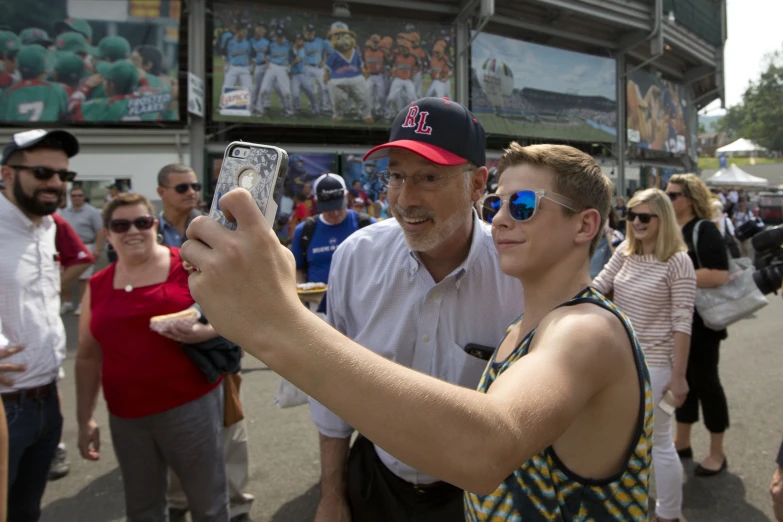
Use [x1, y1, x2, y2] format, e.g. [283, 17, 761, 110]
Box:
[209, 141, 289, 230]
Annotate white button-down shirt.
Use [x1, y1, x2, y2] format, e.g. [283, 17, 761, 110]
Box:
[0, 194, 65, 392]
[309, 212, 525, 484]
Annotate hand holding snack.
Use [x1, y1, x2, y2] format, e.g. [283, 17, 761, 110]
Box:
[150, 307, 219, 344]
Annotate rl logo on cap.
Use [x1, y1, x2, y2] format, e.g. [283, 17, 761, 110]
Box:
[401, 106, 433, 135]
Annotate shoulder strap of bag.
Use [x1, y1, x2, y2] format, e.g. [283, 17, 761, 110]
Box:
[299, 216, 319, 271]
[691, 219, 705, 269]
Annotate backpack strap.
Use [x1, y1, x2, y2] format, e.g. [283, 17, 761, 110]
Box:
[299, 216, 319, 272]
[357, 212, 373, 229]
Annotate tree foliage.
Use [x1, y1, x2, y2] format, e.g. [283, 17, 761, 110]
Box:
[717, 49, 783, 151]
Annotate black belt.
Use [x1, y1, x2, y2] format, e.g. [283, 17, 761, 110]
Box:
[2, 382, 56, 404]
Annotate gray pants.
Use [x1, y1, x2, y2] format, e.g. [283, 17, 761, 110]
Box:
[109, 385, 229, 522]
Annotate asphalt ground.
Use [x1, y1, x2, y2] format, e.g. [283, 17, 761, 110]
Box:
[39, 291, 783, 521]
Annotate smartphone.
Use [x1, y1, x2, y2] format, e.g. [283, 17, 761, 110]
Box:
[658, 390, 677, 416]
[463, 343, 495, 362]
[209, 141, 289, 230]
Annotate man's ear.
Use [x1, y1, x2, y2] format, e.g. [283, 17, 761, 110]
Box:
[157, 185, 166, 199]
[1, 165, 15, 190]
[470, 166, 488, 202]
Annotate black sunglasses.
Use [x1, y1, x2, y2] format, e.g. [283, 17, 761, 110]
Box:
[666, 191, 684, 201]
[627, 211, 657, 224]
[109, 216, 155, 234]
[165, 182, 202, 194]
[9, 165, 77, 183]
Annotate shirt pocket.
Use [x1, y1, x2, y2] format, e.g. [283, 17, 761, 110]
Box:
[441, 341, 490, 390]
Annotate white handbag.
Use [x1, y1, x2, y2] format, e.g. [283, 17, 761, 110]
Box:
[692, 220, 768, 330]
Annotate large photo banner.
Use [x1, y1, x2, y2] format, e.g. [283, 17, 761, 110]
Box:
[626, 70, 687, 154]
[212, 4, 455, 128]
[470, 32, 617, 142]
[0, 0, 181, 123]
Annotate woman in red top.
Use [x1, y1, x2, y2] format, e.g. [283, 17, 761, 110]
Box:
[75, 193, 229, 521]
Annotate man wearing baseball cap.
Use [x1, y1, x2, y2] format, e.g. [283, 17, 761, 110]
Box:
[1, 46, 69, 122]
[304, 97, 524, 521]
[291, 173, 375, 315]
[0, 129, 80, 521]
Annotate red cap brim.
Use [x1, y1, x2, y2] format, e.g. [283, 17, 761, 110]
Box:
[363, 140, 466, 166]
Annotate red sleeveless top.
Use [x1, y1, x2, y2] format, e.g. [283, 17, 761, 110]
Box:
[89, 247, 220, 418]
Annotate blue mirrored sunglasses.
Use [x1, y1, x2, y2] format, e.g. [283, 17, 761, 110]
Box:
[479, 190, 579, 224]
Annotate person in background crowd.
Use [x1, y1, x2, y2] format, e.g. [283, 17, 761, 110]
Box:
[666, 174, 731, 477]
[292, 173, 375, 317]
[304, 99, 524, 522]
[732, 197, 754, 257]
[49, 211, 95, 482]
[773, 436, 783, 521]
[614, 195, 627, 218]
[76, 193, 230, 522]
[59, 186, 104, 315]
[592, 188, 696, 522]
[373, 188, 389, 219]
[155, 164, 254, 522]
[0, 128, 80, 522]
[589, 207, 624, 279]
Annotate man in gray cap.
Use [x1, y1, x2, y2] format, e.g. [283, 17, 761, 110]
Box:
[0, 129, 80, 521]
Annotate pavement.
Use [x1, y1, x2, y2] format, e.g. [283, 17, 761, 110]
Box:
[40, 294, 783, 522]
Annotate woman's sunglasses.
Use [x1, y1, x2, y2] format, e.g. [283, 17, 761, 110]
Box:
[108, 216, 155, 234]
[666, 191, 684, 201]
[166, 182, 202, 194]
[479, 190, 579, 224]
[9, 165, 77, 182]
[627, 211, 657, 224]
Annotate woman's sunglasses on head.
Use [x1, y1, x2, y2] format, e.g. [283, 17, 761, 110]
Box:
[479, 190, 579, 224]
[627, 211, 657, 224]
[109, 216, 155, 234]
[8, 165, 77, 183]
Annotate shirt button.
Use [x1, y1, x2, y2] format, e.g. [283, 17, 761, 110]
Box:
[423, 335, 430, 342]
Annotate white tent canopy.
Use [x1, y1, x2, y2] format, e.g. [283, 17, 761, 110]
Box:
[705, 164, 769, 187]
[716, 138, 767, 154]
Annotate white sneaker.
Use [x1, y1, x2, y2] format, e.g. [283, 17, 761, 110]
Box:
[74, 305, 82, 316]
[60, 302, 73, 314]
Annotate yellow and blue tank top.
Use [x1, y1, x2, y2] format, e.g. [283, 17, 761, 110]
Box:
[464, 287, 654, 522]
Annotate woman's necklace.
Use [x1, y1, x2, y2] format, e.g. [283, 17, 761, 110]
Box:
[117, 265, 137, 293]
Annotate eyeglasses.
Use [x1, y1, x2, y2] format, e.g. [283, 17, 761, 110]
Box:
[666, 191, 684, 201]
[164, 182, 202, 194]
[9, 165, 77, 182]
[479, 190, 580, 224]
[377, 166, 473, 191]
[627, 211, 657, 224]
[108, 216, 155, 234]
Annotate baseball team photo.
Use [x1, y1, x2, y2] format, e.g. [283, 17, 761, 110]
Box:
[212, 3, 455, 128]
[0, 0, 181, 124]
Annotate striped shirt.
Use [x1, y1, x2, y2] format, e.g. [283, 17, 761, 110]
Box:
[0, 194, 65, 392]
[309, 212, 525, 484]
[591, 244, 696, 367]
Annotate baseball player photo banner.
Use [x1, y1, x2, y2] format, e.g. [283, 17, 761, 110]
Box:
[626, 69, 688, 155]
[212, 3, 455, 129]
[470, 32, 617, 143]
[1, 0, 181, 124]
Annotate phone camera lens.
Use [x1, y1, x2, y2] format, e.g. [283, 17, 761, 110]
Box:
[234, 149, 241, 157]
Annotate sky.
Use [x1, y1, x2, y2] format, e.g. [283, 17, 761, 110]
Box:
[699, 0, 783, 116]
[471, 32, 617, 100]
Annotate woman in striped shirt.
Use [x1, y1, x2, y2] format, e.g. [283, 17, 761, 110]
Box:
[593, 188, 697, 522]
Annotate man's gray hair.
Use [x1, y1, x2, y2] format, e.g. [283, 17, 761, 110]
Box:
[157, 163, 194, 187]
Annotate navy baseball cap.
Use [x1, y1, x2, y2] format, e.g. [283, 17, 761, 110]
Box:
[364, 97, 486, 167]
[2, 129, 79, 165]
[313, 173, 347, 212]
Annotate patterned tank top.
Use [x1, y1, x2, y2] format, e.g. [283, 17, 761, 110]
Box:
[464, 287, 653, 522]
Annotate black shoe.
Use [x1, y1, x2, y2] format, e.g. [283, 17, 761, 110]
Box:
[676, 447, 693, 460]
[230, 514, 252, 522]
[694, 457, 727, 477]
[48, 447, 70, 481]
[169, 508, 188, 522]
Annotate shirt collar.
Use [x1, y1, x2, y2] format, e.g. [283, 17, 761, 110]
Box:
[407, 210, 489, 286]
[158, 209, 199, 232]
[0, 192, 54, 233]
